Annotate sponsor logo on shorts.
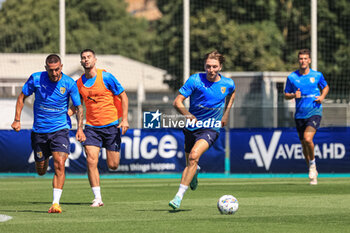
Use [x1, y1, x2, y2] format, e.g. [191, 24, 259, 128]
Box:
[37, 151, 43, 159]
[207, 134, 212, 141]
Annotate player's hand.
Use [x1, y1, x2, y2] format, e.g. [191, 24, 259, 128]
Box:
[314, 96, 324, 103]
[221, 114, 229, 127]
[118, 119, 129, 135]
[295, 88, 301, 98]
[76, 128, 86, 142]
[11, 121, 21, 132]
[67, 107, 76, 117]
[186, 114, 197, 123]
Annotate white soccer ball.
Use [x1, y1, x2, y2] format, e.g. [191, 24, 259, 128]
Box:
[217, 195, 239, 215]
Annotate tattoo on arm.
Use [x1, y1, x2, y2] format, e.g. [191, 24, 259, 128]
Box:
[75, 105, 84, 130]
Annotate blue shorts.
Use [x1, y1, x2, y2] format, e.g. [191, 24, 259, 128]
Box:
[183, 128, 219, 153]
[31, 129, 70, 162]
[83, 125, 121, 151]
[295, 115, 322, 140]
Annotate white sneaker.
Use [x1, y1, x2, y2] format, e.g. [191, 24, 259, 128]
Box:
[310, 178, 318, 185]
[91, 198, 104, 207]
[309, 164, 318, 185]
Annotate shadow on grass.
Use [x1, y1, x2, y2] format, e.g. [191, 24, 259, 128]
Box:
[1, 209, 47, 213]
[135, 209, 192, 213]
[168, 209, 191, 213]
[31, 201, 91, 205]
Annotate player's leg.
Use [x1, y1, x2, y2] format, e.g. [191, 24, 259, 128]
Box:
[85, 145, 104, 206]
[52, 151, 68, 189]
[295, 119, 311, 166]
[106, 150, 120, 170]
[169, 140, 209, 210]
[181, 139, 209, 186]
[85, 145, 101, 187]
[104, 125, 121, 170]
[303, 126, 318, 185]
[300, 140, 311, 166]
[35, 158, 49, 176]
[83, 125, 105, 206]
[31, 131, 50, 175]
[48, 151, 68, 213]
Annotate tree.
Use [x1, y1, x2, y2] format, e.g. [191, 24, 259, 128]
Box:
[0, 0, 154, 62]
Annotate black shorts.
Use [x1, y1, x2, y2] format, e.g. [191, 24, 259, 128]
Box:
[31, 128, 70, 162]
[183, 128, 219, 153]
[295, 115, 322, 140]
[83, 125, 121, 151]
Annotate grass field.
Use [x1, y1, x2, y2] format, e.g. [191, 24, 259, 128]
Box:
[0, 177, 349, 233]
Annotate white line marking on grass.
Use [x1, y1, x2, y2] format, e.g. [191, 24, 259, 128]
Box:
[0, 214, 13, 222]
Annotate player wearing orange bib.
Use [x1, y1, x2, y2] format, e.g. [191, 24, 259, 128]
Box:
[70, 49, 129, 207]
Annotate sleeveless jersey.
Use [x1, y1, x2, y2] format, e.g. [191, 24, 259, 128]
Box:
[77, 69, 122, 126]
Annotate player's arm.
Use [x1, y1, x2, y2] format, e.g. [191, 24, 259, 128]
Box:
[315, 85, 329, 103]
[74, 104, 86, 142]
[221, 90, 235, 127]
[118, 91, 129, 135]
[284, 78, 301, 100]
[68, 95, 83, 117]
[173, 94, 197, 121]
[284, 89, 301, 100]
[11, 92, 28, 132]
[69, 83, 85, 142]
[68, 105, 76, 117]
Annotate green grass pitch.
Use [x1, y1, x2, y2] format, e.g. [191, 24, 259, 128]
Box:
[0, 177, 349, 233]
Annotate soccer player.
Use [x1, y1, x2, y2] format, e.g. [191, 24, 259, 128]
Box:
[11, 54, 85, 213]
[284, 49, 329, 185]
[169, 50, 236, 210]
[69, 49, 129, 207]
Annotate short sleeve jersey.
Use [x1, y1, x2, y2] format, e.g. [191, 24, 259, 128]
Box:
[79, 71, 124, 128]
[284, 69, 328, 119]
[179, 73, 235, 132]
[22, 71, 81, 133]
[80, 71, 124, 95]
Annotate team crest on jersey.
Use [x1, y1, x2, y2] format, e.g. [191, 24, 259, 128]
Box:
[310, 77, 315, 83]
[60, 87, 66, 94]
[221, 87, 226, 94]
[37, 151, 43, 159]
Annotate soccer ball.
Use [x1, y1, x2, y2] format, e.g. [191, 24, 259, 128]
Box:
[217, 195, 239, 215]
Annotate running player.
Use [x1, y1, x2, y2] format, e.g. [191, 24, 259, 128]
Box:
[69, 49, 129, 207]
[11, 54, 85, 213]
[169, 50, 236, 210]
[284, 49, 329, 185]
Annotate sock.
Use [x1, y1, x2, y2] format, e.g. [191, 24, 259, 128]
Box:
[92, 186, 102, 200]
[52, 188, 62, 204]
[309, 159, 316, 166]
[175, 184, 188, 200]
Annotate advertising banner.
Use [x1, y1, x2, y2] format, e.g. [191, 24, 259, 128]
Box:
[0, 129, 225, 173]
[230, 127, 350, 173]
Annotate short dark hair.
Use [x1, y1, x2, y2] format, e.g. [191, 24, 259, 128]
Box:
[45, 54, 61, 65]
[298, 49, 311, 57]
[80, 49, 96, 58]
[204, 50, 225, 65]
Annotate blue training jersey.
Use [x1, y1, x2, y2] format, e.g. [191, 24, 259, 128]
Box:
[179, 73, 235, 132]
[22, 71, 81, 133]
[284, 69, 328, 119]
[80, 71, 124, 128]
